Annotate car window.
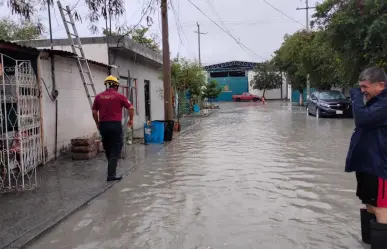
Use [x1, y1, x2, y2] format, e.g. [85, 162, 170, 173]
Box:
[319, 91, 345, 100]
[310, 93, 317, 99]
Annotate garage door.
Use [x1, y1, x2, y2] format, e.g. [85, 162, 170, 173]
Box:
[211, 76, 249, 101]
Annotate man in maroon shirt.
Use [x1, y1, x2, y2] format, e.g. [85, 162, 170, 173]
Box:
[92, 75, 134, 181]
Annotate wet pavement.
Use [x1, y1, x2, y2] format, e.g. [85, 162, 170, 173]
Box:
[26, 102, 364, 249]
[0, 116, 199, 249]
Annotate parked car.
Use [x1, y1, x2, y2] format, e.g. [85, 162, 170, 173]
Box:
[232, 92, 260, 102]
[306, 90, 353, 118]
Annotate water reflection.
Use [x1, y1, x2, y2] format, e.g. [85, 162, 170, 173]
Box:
[28, 101, 365, 249]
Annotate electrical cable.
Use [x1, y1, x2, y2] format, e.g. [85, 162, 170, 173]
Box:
[187, 0, 266, 60]
[41, 78, 55, 101]
[262, 0, 305, 27]
[205, 0, 233, 35]
[70, 0, 82, 11]
[170, 0, 184, 45]
[111, 0, 156, 65]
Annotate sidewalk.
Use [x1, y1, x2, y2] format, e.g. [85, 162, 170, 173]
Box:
[0, 116, 206, 249]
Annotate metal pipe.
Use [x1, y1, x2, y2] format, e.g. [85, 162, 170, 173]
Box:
[48, 0, 58, 159]
[55, 99, 58, 159]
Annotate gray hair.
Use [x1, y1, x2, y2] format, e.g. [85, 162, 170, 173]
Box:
[359, 67, 387, 83]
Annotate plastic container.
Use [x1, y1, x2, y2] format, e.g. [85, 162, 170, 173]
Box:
[154, 120, 175, 142]
[193, 104, 200, 113]
[143, 123, 152, 144]
[144, 121, 165, 144]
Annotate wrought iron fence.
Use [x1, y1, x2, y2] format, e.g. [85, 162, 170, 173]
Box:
[0, 54, 42, 193]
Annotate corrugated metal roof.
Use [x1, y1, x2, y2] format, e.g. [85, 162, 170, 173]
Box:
[0, 39, 111, 68]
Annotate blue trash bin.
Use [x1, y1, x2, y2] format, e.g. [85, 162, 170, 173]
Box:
[144, 123, 152, 144]
[144, 121, 165, 144]
[193, 104, 200, 113]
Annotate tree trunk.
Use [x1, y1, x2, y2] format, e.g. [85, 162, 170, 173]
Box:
[263, 89, 266, 98]
[298, 89, 304, 106]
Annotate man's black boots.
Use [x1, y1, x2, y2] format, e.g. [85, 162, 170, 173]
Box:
[371, 220, 387, 249]
[361, 208, 376, 244]
[107, 175, 122, 181]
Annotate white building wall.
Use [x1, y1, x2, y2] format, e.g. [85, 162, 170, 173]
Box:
[247, 70, 286, 99]
[114, 55, 164, 129]
[38, 43, 164, 131]
[39, 53, 108, 161]
[37, 43, 109, 64]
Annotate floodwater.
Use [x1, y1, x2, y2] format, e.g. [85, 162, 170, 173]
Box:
[28, 102, 365, 249]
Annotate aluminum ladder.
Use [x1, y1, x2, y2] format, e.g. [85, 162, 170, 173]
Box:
[57, 1, 97, 108]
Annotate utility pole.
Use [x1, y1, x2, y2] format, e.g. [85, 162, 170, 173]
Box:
[297, 0, 315, 99]
[161, 0, 173, 120]
[195, 22, 207, 66]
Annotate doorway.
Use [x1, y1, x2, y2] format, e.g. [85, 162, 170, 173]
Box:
[144, 80, 151, 121]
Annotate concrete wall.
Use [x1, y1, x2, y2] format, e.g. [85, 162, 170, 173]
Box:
[39, 52, 108, 161]
[37, 42, 164, 130]
[247, 70, 287, 99]
[113, 53, 164, 129]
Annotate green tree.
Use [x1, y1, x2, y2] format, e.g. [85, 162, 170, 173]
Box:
[161, 56, 206, 116]
[250, 61, 282, 98]
[4, 0, 156, 34]
[103, 25, 160, 52]
[312, 0, 387, 86]
[0, 19, 41, 41]
[170, 57, 206, 98]
[272, 31, 310, 105]
[203, 80, 222, 100]
[299, 31, 342, 90]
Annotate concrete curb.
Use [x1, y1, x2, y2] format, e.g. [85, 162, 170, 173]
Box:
[4, 117, 205, 249]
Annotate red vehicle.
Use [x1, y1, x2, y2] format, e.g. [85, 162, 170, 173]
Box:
[232, 92, 260, 102]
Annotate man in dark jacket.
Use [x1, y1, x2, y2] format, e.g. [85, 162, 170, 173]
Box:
[346, 67, 387, 248]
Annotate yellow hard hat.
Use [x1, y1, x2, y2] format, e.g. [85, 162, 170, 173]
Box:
[104, 75, 119, 86]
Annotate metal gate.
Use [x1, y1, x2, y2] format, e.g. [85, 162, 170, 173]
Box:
[0, 54, 42, 193]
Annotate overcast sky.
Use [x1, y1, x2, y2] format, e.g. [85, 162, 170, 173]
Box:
[5, 0, 322, 65]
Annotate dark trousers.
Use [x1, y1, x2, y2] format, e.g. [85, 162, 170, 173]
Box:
[99, 121, 122, 177]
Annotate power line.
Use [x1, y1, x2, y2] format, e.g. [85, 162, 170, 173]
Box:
[169, 0, 196, 58]
[187, 0, 266, 61]
[170, 0, 185, 45]
[70, 0, 82, 11]
[262, 0, 305, 27]
[205, 0, 233, 35]
[115, 0, 156, 45]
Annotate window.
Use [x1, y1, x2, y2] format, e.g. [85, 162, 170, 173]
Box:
[319, 91, 345, 100]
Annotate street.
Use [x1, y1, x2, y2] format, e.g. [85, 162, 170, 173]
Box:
[28, 102, 362, 249]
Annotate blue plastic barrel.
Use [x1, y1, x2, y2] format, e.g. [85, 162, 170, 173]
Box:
[193, 104, 200, 113]
[150, 121, 165, 143]
[144, 121, 165, 144]
[144, 123, 152, 144]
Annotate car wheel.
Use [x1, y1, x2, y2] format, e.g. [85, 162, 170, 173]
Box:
[235, 98, 241, 102]
[253, 98, 258, 102]
[316, 107, 320, 118]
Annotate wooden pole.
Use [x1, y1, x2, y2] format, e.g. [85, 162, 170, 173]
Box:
[161, 0, 173, 120]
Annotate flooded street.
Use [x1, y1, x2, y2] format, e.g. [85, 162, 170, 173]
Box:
[28, 102, 364, 249]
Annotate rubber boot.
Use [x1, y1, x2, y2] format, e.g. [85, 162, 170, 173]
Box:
[371, 220, 387, 249]
[361, 208, 376, 244]
[107, 175, 122, 181]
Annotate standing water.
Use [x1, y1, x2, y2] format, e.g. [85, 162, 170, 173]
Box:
[28, 102, 365, 249]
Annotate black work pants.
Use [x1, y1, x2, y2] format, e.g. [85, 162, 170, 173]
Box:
[99, 121, 122, 177]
